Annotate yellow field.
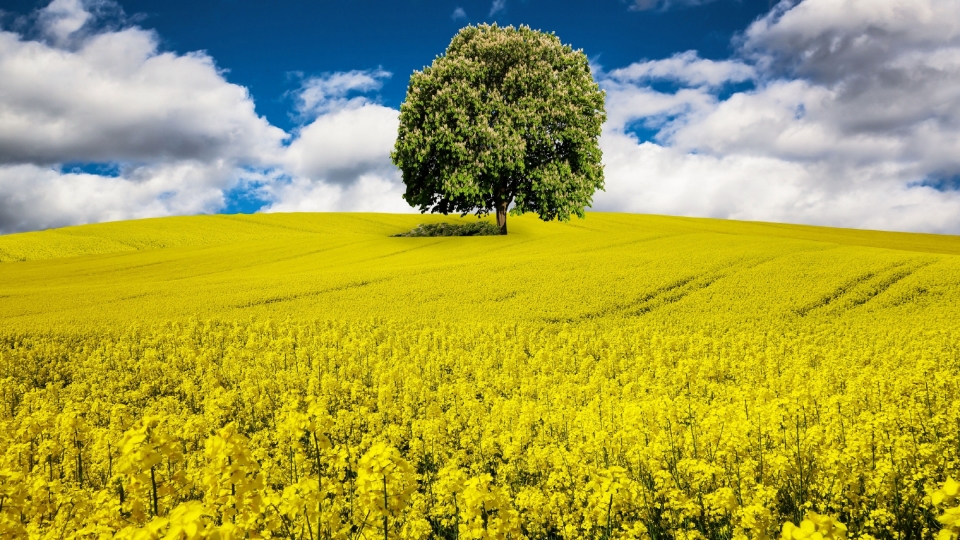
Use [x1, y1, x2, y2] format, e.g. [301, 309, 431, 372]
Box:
[0, 212, 958, 539]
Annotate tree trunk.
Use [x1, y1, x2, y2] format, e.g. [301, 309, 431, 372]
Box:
[496, 200, 508, 235]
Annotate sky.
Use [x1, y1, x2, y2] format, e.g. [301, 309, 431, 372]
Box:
[1, 0, 960, 234]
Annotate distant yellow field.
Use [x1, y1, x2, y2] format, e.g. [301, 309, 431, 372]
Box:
[1, 212, 958, 539]
[1, 212, 959, 330]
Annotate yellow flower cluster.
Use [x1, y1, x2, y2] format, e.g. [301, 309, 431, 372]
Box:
[0, 316, 957, 539]
[781, 512, 847, 540]
[934, 478, 960, 540]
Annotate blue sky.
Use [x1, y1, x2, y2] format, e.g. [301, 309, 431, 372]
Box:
[1, 0, 960, 234]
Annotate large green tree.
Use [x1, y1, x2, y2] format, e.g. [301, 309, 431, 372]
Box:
[391, 24, 606, 235]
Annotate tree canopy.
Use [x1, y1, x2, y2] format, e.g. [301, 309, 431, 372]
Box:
[391, 24, 606, 235]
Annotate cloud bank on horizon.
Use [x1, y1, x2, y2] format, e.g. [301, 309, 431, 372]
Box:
[1, 0, 960, 234]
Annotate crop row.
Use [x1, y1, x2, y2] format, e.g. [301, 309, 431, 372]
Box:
[0, 318, 958, 539]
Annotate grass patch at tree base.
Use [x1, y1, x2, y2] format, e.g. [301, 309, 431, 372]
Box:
[392, 221, 502, 237]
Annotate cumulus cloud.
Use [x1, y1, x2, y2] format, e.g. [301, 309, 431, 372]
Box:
[606, 51, 755, 88]
[594, 133, 960, 234]
[37, 0, 94, 45]
[594, 0, 960, 233]
[259, 173, 410, 214]
[600, 53, 755, 137]
[266, 67, 406, 210]
[0, 0, 409, 233]
[0, 7, 285, 166]
[294, 68, 391, 117]
[0, 161, 239, 232]
[740, 0, 960, 83]
[284, 105, 399, 185]
[451, 7, 467, 21]
[0, 0, 293, 232]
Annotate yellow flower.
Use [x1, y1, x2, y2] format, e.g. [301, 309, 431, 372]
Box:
[781, 512, 847, 540]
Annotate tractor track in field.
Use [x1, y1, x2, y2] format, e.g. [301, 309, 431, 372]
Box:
[793, 259, 935, 316]
[552, 255, 777, 323]
[843, 261, 935, 309]
[235, 277, 391, 308]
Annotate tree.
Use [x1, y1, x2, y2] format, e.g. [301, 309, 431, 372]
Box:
[391, 24, 606, 235]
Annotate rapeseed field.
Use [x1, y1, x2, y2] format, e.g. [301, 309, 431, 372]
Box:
[0, 212, 958, 540]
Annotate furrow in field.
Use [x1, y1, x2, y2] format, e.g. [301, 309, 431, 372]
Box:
[793, 270, 885, 316]
[235, 278, 389, 308]
[840, 260, 936, 310]
[567, 256, 773, 322]
[793, 260, 933, 316]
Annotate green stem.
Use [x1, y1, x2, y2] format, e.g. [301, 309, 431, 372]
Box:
[453, 492, 459, 540]
[606, 492, 614, 540]
[313, 433, 324, 540]
[383, 474, 389, 540]
[150, 465, 159, 517]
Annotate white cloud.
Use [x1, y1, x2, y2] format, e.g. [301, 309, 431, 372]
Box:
[719, 0, 960, 179]
[0, 161, 238, 232]
[0, 26, 285, 166]
[270, 69, 409, 212]
[452, 7, 467, 21]
[594, 132, 960, 234]
[260, 172, 410, 214]
[489, 0, 506, 17]
[0, 1, 409, 233]
[37, 0, 93, 45]
[285, 104, 400, 184]
[0, 2, 287, 233]
[606, 51, 755, 88]
[595, 0, 960, 233]
[294, 68, 391, 117]
[598, 54, 753, 139]
[601, 84, 718, 141]
[740, 0, 960, 83]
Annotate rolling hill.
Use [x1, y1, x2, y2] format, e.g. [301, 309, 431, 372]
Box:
[0, 212, 958, 331]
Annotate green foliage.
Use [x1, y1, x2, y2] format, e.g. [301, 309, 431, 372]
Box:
[391, 24, 606, 234]
[392, 221, 502, 237]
